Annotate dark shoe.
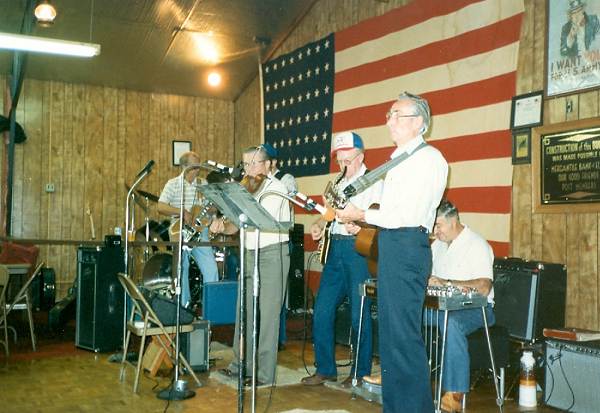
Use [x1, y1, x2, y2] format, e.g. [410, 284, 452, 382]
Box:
[243, 377, 265, 387]
[219, 368, 236, 377]
[341, 376, 363, 388]
[441, 392, 464, 412]
[301, 373, 337, 386]
[363, 374, 381, 385]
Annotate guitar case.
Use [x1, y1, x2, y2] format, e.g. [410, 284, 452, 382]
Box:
[49, 281, 77, 332]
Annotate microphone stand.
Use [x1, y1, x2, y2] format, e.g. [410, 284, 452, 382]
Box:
[120, 171, 151, 362]
[158, 163, 203, 401]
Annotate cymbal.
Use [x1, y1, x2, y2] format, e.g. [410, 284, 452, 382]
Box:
[124, 183, 148, 211]
[136, 189, 160, 203]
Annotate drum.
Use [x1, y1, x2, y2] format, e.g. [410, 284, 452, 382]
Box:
[142, 252, 173, 291]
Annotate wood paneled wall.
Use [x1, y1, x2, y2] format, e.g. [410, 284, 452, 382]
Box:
[512, 0, 600, 329]
[234, 0, 600, 330]
[3, 77, 234, 297]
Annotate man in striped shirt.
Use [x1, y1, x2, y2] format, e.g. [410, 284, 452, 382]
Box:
[157, 151, 219, 309]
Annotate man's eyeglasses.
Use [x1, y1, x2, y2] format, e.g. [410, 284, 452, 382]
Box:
[386, 110, 418, 121]
[242, 160, 266, 168]
[336, 152, 361, 166]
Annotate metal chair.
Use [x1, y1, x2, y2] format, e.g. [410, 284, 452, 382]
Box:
[1, 262, 44, 353]
[117, 273, 201, 393]
[0, 265, 9, 356]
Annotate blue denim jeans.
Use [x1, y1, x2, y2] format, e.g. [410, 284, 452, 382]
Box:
[424, 303, 495, 393]
[181, 227, 219, 306]
[313, 237, 373, 378]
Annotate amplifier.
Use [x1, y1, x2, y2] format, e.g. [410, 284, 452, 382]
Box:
[544, 339, 600, 412]
[180, 319, 210, 372]
[202, 281, 237, 325]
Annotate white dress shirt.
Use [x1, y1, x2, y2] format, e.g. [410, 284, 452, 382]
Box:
[364, 135, 448, 232]
[431, 225, 495, 302]
[332, 164, 383, 235]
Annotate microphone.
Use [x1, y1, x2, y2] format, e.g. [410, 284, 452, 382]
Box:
[206, 160, 234, 174]
[136, 160, 155, 178]
[294, 191, 335, 221]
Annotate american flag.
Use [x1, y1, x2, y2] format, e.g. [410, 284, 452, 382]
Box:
[263, 0, 524, 287]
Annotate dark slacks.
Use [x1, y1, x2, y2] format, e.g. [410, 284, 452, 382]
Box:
[378, 228, 434, 413]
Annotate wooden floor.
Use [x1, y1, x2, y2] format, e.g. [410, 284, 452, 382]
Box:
[0, 323, 560, 413]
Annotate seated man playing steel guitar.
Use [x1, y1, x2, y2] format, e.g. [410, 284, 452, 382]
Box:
[157, 151, 219, 309]
[301, 132, 382, 387]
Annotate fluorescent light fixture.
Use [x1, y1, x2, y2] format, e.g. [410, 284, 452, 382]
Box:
[0, 32, 100, 57]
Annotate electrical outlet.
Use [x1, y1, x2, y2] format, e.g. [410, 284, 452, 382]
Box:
[45, 183, 55, 193]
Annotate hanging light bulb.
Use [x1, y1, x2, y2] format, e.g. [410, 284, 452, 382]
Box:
[207, 71, 222, 87]
[34, 1, 57, 27]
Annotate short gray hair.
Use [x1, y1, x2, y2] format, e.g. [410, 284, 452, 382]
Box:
[398, 91, 431, 135]
[179, 151, 200, 167]
[437, 199, 459, 220]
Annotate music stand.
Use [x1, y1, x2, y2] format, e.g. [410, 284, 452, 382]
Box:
[200, 183, 292, 413]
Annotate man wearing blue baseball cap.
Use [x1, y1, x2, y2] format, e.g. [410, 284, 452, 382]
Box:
[301, 131, 382, 387]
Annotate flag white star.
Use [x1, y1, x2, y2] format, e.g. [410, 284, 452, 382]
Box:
[306, 48, 312, 56]
[298, 94, 303, 102]
[287, 159, 292, 166]
[282, 79, 287, 87]
[274, 82, 278, 90]
[324, 85, 330, 94]
[296, 115, 301, 124]
[274, 63, 278, 70]
[280, 120, 285, 128]
[290, 97, 295, 105]
[312, 134, 318, 142]
[289, 57, 294, 64]
[303, 157, 308, 165]
[295, 158, 300, 166]
[304, 135, 310, 143]
[313, 112, 319, 120]
[266, 103, 270, 111]
[281, 60, 286, 67]
[298, 51, 303, 60]
[265, 66, 270, 73]
[274, 123, 278, 130]
[273, 142, 278, 149]
[315, 67, 320, 75]
[312, 156, 317, 164]
[266, 123, 270, 131]
[280, 139, 285, 147]
[314, 89, 320, 98]
[288, 118, 293, 126]
[298, 73, 303, 81]
[274, 102, 279, 109]
[288, 138, 293, 146]
[266, 85, 270, 92]
[315, 45, 321, 53]
[305, 114, 311, 122]
[324, 63, 330, 71]
[305, 92, 311, 100]
[306, 69, 312, 78]
[323, 108, 329, 118]
[296, 137, 301, 145]
[281, 99, 286, 107]
[290, 76, 295, 84]
[322, 132, 328, 141]
[321, 155, 326, 163]
[325, 40, 330, 48]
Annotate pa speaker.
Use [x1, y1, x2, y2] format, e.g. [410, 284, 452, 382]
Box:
[75, 246, 124, 352]
[545, 339, 600, 412]
[180, 319, 210, 371]
[288, 224, 305, 310]
[493, 258, 566, 342]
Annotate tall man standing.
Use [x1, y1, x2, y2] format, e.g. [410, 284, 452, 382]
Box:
[301, 132, 382, 387]
[211, 146, 291, 386]
[157, 151, 219, 309]
[337, 92, 448, 412]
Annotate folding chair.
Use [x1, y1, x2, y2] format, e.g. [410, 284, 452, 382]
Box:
[2, 262, 44, 353]
[0, 265, 9, 356]
[117, 273, 201, 393]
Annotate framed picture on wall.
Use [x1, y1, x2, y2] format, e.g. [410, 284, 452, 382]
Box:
[512, 128, 531, 165]
[510, 91, 543, 130]
[172, 140, 191, 166]
[546, 0, 600, 97]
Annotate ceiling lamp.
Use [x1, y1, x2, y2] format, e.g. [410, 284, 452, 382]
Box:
[0, 32, 101, 57]
[34, 0, 57, 26]
[207, 71, 221, 87]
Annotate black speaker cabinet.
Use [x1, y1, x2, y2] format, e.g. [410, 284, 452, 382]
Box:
[288, 224, 305, 310]
[180, 319, 210, 371]
[335, 297, 379, 356]
[76, 246, 125, 352]
[493, 258, 566, 342]
[545, 339, 600, 412]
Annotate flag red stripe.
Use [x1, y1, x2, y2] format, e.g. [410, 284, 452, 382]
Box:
[335, 14, 522, 93]
[332, 72, 516, 132]
[335, 0, 482, 52]
[444, 186, 512, 214]
[489, 241, 510, 257]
